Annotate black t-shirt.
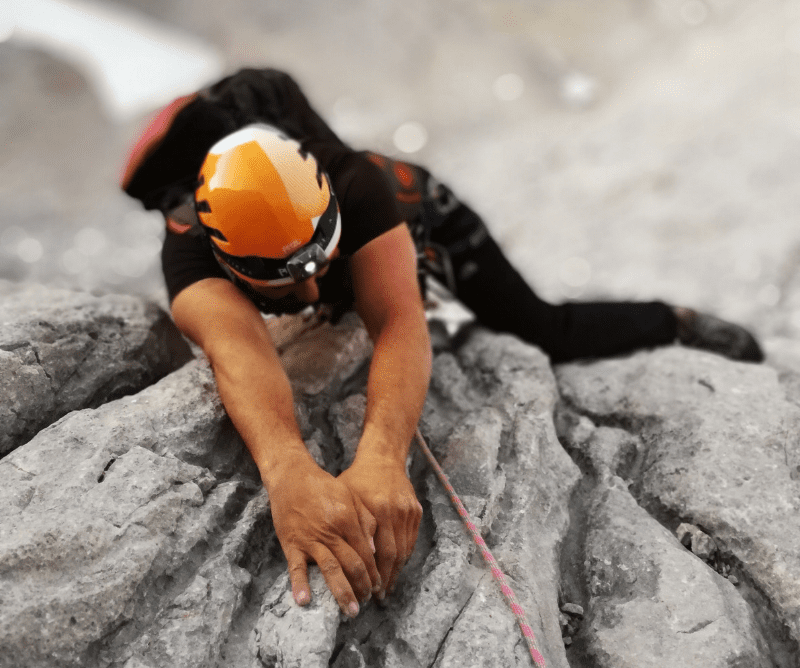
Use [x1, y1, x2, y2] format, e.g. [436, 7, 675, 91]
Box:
[124, 68, 402, 314]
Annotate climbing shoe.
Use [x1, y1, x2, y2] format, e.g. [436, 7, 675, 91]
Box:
[674, 308, 764, 363]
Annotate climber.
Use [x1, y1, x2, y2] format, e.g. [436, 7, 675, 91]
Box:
[120, 67, 763, 619]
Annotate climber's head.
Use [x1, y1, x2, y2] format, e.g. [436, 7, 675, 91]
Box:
[194, 124, 341, 293]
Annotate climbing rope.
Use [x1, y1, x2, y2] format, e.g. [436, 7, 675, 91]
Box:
[414, 429, 547, 667]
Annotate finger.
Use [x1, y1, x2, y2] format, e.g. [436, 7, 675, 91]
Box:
[309, 543, 360, 618]
[391, 501, 423, 594]
[285, 547, 311, 607]
[389, 520, 408, 595]
[405, 500, 423, 563]
[373, 524, 397, 600]
[351, 498, 381, 593]
[354, 499, 378, 554]
[328, 539, 374, 604]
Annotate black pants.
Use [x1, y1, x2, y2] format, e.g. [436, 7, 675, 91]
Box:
[431, 205, 678, 363]
[369, 153, 678, 364]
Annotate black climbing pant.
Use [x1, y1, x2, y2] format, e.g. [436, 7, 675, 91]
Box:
[369, 153, 679, 364]
[431, 204, 678, 363]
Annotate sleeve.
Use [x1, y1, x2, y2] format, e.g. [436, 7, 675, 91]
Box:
[161, 228, 228, 303]
[337, 156, 404, 256]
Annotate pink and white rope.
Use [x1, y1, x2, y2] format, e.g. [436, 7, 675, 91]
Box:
[414, 429, 547, 667]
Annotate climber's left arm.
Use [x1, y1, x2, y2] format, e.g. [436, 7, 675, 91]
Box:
[337, 222, 430, 601]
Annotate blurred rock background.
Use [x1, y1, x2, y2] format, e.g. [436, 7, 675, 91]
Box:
[2, 0, 799, 338]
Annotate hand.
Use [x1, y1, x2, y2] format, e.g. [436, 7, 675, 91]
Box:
[264, 452, 381, 617]
[338, 452, 423, 600]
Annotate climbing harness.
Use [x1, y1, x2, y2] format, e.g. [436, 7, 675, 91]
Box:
[414, 429, 547, 667]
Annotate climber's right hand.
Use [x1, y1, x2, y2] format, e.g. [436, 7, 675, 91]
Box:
[264, 451, 381, 617]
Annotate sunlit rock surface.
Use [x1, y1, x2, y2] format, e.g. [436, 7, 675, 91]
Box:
[0, 281, 192, 456]
[1, 286, 797, 668]
[557, 348, 800, 666]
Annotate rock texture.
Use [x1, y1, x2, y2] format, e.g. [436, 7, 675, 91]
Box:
[2, 285, 798, 668]
[0, 282, 192, 456]
[557, 347, 800, 667]
[581, 479, 769, 668]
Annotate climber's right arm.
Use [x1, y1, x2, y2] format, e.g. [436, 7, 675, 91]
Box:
[170, 277, 380, 616]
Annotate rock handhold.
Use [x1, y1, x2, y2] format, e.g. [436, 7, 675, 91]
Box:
[252, 570, 340, 668]
[0, 282, 192, 457]
[582, 478, 771, 667]
[557, 346, 800, 653]
[0, 359, 254, 668]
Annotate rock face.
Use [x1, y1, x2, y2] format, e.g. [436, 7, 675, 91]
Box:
[1, 285, 798, 668]
[557, 347, 800, 667]
[0, 282, 193, 456]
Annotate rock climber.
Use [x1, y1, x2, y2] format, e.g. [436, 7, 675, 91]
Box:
[120, 67, 763, 619]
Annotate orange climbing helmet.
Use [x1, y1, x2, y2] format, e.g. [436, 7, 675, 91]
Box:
[194, 124, 341, 286]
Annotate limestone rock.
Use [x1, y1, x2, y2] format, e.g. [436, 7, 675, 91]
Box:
[556, 412, 641, 482]
[391, 329, 581, 668]
[0, 282, 192, 456]
[252, 570, 340, 668]
[557, 346, 800, 656]
[279, 312, 373, 397]
[305, 329, 580, 668]
[0, 359, 258, 668]
[14, 287, 800, 668]
[582, 478, 770, 667]
[0, 304, 377, 668]
[122, 492, 270, 668]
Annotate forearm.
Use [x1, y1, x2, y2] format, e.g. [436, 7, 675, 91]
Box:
[357, 310, 431, 466]
[169, 269, 379, 615]
[205, 330, 315, 485]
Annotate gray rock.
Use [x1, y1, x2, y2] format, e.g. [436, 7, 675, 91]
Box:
[386, 480, 482, 668]
[557, 346, 800, 651]
[557, 414, 641, 481]
[121, 492, 270, 668]
[676, 522, 699, 547]
[437, 406, 506, 529]
[561, 603, 584, 617]
[582, 478, 771, 667]
[280, 312, 373, 397]
[331, 641, 367, 668]
[15, 290, 800, 668]
[692, 530, 719, 561]
[0, 283, 192, 456]
[674, 522, 718, 559]
[327, 328, 580, 668]
[0, 305, 405, 668]
[252, 570, 340, 668]
[329, 393, 367, 470]
[410, 329, 580, 668]
[0, 360, 256, 668]
[431, 573, 531, 668]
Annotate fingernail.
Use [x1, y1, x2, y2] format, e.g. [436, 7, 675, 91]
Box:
[295, 590, 310, 606]
[376, 590, 386, 601]
[347, 602, 360, 618]
[372, 575, 382, 593]
[369, 537, 376, 553]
